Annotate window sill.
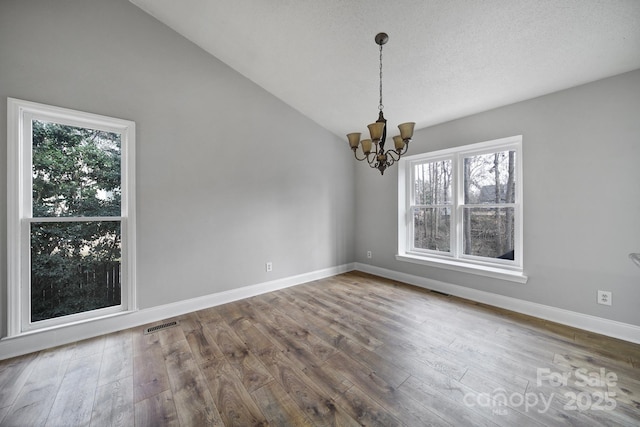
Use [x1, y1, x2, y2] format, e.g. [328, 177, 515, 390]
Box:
[4, 308, 136, 339]
[395, 253, 528, 284]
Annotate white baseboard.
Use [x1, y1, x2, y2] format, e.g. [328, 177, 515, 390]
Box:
[0, 263, 355, 360]
[355, 262, 640, 344]
[4, 261, 637, 360]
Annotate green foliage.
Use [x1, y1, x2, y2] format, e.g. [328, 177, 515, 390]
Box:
[30, 121, 122, 322]
[32, 120, 121, 217]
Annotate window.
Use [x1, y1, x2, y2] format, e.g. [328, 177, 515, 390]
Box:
[397, 135, 526, 283]
[7, 98, 136, 335]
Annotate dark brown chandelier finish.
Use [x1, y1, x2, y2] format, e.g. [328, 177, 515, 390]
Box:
[347, 32, 415, 175]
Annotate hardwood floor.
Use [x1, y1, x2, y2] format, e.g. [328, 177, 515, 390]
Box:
[1, 271, 639, 426]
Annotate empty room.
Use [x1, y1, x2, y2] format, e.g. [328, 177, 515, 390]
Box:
[1, 0, 639, 425]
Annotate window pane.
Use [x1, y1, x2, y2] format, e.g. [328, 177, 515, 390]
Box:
[413, 160, 452, 205]
[30, 221, 121, 322]
[463, 207, 514, 259]
[463, 150, 516, 204]
[413, 207, 450, 252]
[32, 120, 121, 217]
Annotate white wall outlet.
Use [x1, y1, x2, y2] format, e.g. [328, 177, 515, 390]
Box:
[597, 290, 612, 306]
[367, 251, 372, 259]
[265, 262, 273, 272]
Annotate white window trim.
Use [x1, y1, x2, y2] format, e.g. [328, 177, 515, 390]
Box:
[7, 98, 137, 337]
[397, 135, 527, 284]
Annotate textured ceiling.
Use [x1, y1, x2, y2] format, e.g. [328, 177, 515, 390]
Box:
[129, 0, 640, 139]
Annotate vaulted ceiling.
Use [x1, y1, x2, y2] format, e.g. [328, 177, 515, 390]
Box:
[130, 0, 640, 139]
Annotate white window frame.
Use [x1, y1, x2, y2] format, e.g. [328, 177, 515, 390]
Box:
[397, 135, 527, 284]
[7, 98, 137, 336]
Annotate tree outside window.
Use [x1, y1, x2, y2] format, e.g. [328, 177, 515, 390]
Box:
[30, 121, 122, 322]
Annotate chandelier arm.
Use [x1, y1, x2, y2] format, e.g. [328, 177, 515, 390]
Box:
[373, 140, 380, 151]
[384, 154, 399, 169]
[385, 150, 401, 163]
[398, 141, 411, 156]
[352, 149, 368, 162]
[368, 157, 383, 169]
[384, 142, 411, 161]
[367, 152, 380, 166]
[352, 149, 380, 165]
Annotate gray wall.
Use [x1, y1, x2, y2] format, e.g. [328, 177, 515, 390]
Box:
[1, 0, 638, 342]
[355, 69, 640, 326]
[0, 0, 355, 337]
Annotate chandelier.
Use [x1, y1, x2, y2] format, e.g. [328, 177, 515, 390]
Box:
[347, 32, 415, 175]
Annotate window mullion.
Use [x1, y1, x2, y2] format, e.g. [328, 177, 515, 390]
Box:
[453, 152, 463, 259]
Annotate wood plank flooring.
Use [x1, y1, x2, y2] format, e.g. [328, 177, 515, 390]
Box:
[1, 271, 639, 426]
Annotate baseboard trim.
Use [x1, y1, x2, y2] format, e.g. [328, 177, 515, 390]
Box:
[4, 261, 636, 360]
[354, 262, 640, 344]
[0, 263, 355, 360]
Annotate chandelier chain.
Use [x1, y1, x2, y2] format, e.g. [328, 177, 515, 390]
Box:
[379, 43, 384, 111]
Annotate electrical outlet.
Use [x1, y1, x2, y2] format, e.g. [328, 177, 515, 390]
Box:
[266, 262, 273, 272]
[367, 251, 372, 259]
[597, 290, 612, 306]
